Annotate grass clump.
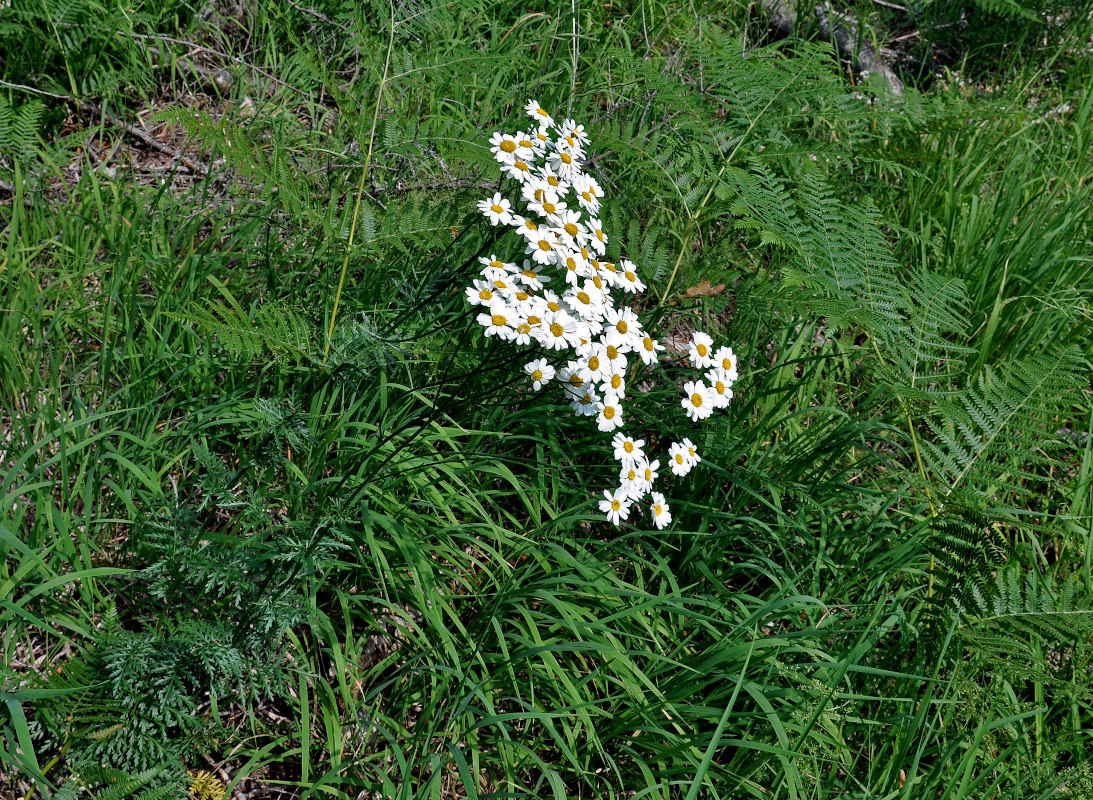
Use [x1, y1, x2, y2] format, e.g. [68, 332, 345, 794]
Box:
[2, 0, 1091, 798]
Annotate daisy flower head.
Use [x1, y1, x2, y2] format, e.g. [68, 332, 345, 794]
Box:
[668, 439, 699, 477]
[599, 367, 625, 396]
[510, 214, 542, 242]
[560, 118, 589, 147]
[525, 99, 555, 129]
[478, 192, 513, 226]
[713, 345, 740, 383]
[649, 492, 672, 530]
[572, 175, 602, 215]
[596, 391, 625, 432]
[559, 361, 590, 397]
[547, 146, 582, 182]
[522, 358, 555, 391]
[570, 388, 601, 417]
[618, 461, 646, 500]
[465, 278, 499, 308]
[477, 301, 516, 340]
[489, 132, 522, 164]
[705, 368, 734, 409]
[503, 158, 535, 182]
[586, 218, 608, 255]
[534, 164, 570, 196]
[512, 131, 539, 160]
[682, 380, 716, 422]
[559, 248, 592, 288]
[552, 209, 588, 247]
[512, 260, 547, 291]
[536, 309, 578, 351]
[525, 231, 560, 265]
[618, 260, 646, 294]
[612, 433, 645, 466]
[687, 331, 715, 369]
[527, 190, 566, 220]
[599, 486, 632, 526]
[640, 458, 660, 488]
[638, 334, 666, 365]
[479, 254, 515, 274]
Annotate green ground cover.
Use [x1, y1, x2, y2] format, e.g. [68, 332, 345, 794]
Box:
[2, 0, 1092, 797]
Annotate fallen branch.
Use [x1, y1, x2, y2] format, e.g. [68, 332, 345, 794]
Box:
[762, 0, 905, 96]
[80, 102, 209, 176]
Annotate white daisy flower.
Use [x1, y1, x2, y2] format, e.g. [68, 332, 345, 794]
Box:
[611, 434, 645, 466]
[706, 369, 734, 408]
[477, 302, 517, 340]
[570, 389, 601, 417]
[596, 391, 625, 432]
[618, 462, 647, 500]
[516, 260, 550, 290]
[637, 334, 665, 365]
[561, 118, 589, 147]
[512, 132, 538, 161]
[527, 191, 567, 219]
[478, 254, 514, 274]
[603, 306, 642, 341]
[565, 281, 608, 320]
[572, 175, 603, 214]
[503, 158, 535, 182]
[547, 147, 581, 181]
[551, 208, 588, 247]
[586, 218, 608, 254]
[579, 343, 613, 383]
[667, 439, 699, 477]
[536, 310, 579, 351]
[687, 332, 715, 369]
[510, 215, 543, 241]
[599, 368, 625, 396]
[465, 279, 499, 307]
[602, 343, 628, 375]
[539, 289, 564, 314]
[524, 358, 555, 390]
[712, 346, 740, 383]
[682, 380, 716, 422]
[558, 248, 592, 287]
[489, 132, 521, 164]
[534, 164, 570, 195]
[526, 232, 560, 265]
[618, 260, 646, 293]
[525, 99, 555, 128]
[599, 486, 632, 526]
[477, 192, 513, 226]
[649, 492, 672, 529]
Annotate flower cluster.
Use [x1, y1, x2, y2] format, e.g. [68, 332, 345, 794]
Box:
[468, 100, 739, 528]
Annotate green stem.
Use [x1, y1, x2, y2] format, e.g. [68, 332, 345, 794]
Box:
[323, 8, 396, 362]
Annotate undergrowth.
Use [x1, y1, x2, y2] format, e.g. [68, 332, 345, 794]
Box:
[2, 0, 1091, 798]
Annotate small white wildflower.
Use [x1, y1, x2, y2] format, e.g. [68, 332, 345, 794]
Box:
[599, 486, 631, 525]
[712, 345, 739, 383]
[596, 391, 625, 432]
[649, 492, 672, 529]
[525, 99, 555, 128]
[524, 358, 555, 390]
[477, 192, 513, 226]
[687, 332, 715, 369]
[570, 389, 601, 417]
[637, 334, 665, 365]
[682, 380, 716, 422]
[668, 439, 700, 476]
[706, 369, 734, 409]
[477, 302, 516, 340]
[611, 434, 645, 466]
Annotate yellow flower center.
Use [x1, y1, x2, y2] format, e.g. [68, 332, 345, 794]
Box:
[675, 454, 684, 464]
[581, 190, 592, 202]
[588, 356, 600, 371]
[536, 107, 549, 118]
[654, 504, 662, 515]
[534, 188, 545, 202]
[625, 271, 636, 282]
[548, 301, 561, 312]
[596, 229, 605, 241]
[688, 447, 696, 456]
[543, 201, 556, 214]
[643, 337, 654, 351]
[493, 280, 507, 289]
[490, 259, 504, 269]
[716, 381, 725, 393]
[538, 239, 552, 251]
[522, 269, 537, 278]
[478, 289, 492, 300]
[623, 442, 634, 453]
[550, 322, 563, 337]
[604, 406, 615, 419]
[547, 175, 559, 186]
[581, 246, 590, 259]
[577, 291, 590, 304]
[519, 139, 533, 148]
[518, 324, 531, 334]
[627, 469, 636, 481]
[592, 276, 603, 289]
[566, 258, 577, 271]
[616, 321, 628, 334]
[527, 315, 541, 325]
[697, 344, 708, 356]
[492, 314, 507, 326]
[644, 469, 652, 480]
[606, 345, 619, 359]
[566, 135, 575, 147]
[560, 152, 572, 164]
[490, 204, 504, 214]
[515, 161, 529, 172]
[564, 222, 579, 237]
[500, 140, 517, 153]
[532, 369, 543, 381]
[516, 291, 529, 301]
[723, 357, 733, 370]
[569, 374, 584, 387]
[580, 393, 593, 405]
[611, 499, 620, 510]
[604, 262, 617, 272]
[524, 220, 537, 231]
[691, 393, 703, 407]
[610, 374, 621, 389]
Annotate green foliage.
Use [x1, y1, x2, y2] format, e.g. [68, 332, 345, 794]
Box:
[2, 0, 1091, 798]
